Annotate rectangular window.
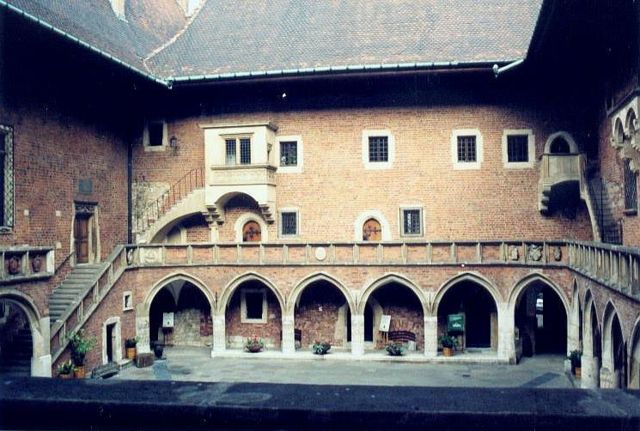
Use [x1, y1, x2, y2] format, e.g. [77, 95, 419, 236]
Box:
[239, 138, 251, 164]
[507, 135, 529, 163]
[368, 136, 389, 162]
[457, 136, 476, 162]
[624, 159, 638, 213]
[245, 291, 264, 320]
[280, 141, 298, 166]
[148, 122, 164, 147]
[402, 208, 422, 236]
[281, 211, 298, 236]
[0, 125, 13, 230]
[225, 138, 237, 165]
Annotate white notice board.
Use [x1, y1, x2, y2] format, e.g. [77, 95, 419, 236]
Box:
[379, 315, 391, 332]
[162, 312, 174, 328]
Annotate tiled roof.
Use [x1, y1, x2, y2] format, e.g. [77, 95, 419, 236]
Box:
[4, 0, 543, 81]
[147, 0, 543, 78]
[4, 0, 185, 73]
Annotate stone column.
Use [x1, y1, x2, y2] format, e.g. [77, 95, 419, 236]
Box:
[282, 315, 296, 354]
[581, 354, 600, 389]
[135, 304, 151, 354]
[424, 316, 438, 358]
[567, 312, 580, 355]
[351, 314, 365, 356]
[497, 307, 516, 363]
[211, 313, 226, 356]
[31, 316, 52, 377]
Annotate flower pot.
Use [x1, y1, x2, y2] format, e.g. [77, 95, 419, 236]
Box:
[443, 347, 454, 357]
[126, 347, 136, 360]
[247, 345, 263, 353]
[575, 367, 582, 379]
[73, 366, 86, 379]
[59, 373, 73, 380]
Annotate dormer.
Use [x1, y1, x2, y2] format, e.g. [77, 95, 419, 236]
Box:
[109, 0, 126, 21]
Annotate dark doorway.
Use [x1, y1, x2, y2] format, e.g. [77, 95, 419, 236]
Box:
[74, 214, 90, 263]
[515, 284, 567, 355]
[106, 322, 115, 362]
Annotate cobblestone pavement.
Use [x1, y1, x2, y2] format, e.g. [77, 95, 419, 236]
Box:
[116, 347, 576, 388]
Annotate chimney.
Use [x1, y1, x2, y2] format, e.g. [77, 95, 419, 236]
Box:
[110, 0, 126, 20]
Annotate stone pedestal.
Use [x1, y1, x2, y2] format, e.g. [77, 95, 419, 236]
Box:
[581, 355, 600, 389]
[281, 316, 296, 354]
[424, 316, 437, 358]
[135, 309, 151, 354]
[351, 314, 364, 356]
[212, 314, 226, 356]
[599, 367, 620, 389]
[497, 308, 516, 363]
[31, 354, 52, 377]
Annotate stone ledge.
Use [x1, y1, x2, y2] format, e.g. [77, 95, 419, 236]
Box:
[1, 377, 639, 431]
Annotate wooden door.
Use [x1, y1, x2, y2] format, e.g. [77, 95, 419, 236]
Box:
[362, 218, 381, 241]
[74, 215, 90, 263]
[242, 221, 261, 242]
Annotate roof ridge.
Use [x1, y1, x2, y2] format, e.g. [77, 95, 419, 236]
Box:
[143, 0, 208, 77]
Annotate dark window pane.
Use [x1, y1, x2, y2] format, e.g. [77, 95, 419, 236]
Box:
[457, 136, 476, 162]
[507, 135, 529, 162]
[403, 209, 421, 235]
[0, 132, 5, 224]
[624, 159, 638, 211]
[225, 139, 236, 165]
[281, 212, 297, 235]
[368, 136, 388, 162]
[240, 138, 251, 164]
[280, 141, 297, 166]
[148, 123, 164, 146]
[245, 291, 263, 319]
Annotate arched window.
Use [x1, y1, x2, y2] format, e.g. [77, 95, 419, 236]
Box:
[362, 218, 382, 241]
[549, 137, 571, 154]
[242, 221, 261, 242]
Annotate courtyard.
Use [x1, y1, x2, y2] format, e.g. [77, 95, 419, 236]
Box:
[116, 347, 575, 388]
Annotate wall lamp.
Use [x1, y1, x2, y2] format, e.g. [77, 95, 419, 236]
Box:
[169, 136, 179, 155]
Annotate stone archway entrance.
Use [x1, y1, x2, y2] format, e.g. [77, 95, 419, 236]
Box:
[0, 300, 32, 376]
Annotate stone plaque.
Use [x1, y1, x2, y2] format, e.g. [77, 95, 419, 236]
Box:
[78, 179, 93, 195]
[379, 315, 391, 332]
[315, 246, 327, 261]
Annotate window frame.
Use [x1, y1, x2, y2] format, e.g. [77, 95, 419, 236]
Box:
[502, 129, 535, 169]
[223, 135, 252, 166]
[451, 129, 483, 170]
[399, 206, 424, 237]
[0, 125, 14, 232]
[276, 135, 303, 173]
[241, 288, 268, 324]
[362, 129, 395, 170]
[143, 120, 168, 152]
[279, 208, 300, 238]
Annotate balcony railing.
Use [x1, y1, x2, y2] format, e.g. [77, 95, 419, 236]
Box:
[125, 240, 640, 301]
[208, 163, 276, 186]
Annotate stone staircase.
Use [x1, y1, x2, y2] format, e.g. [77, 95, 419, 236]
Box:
[0, 328, 31, 376]
[49, 263, 107, 324]
[587, 177, 622, 245]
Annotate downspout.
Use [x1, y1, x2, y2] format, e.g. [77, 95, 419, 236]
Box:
[493, 59, 525, 77]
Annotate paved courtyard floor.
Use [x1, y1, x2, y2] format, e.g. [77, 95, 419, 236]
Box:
[117, 347, 576, 388]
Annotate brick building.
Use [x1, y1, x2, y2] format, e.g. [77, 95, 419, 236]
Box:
[0, 0, 639, 390]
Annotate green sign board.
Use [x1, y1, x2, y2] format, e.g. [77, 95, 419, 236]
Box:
[448, 314, 464, 333]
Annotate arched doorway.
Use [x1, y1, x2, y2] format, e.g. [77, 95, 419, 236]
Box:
[0, 299, 32, 376]
[630, 320, 640, 389]
[437, 281, 498, 353]
[514, 282, 567, 357]
[225, 279, 283, 350]
[361, 282, 424, 353]
[149, 281, 213, 349]
[294, 280, 351, 350]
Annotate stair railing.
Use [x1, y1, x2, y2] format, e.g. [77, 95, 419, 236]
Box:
[49, 245, 128, 362]
[135, 167, 204, 236]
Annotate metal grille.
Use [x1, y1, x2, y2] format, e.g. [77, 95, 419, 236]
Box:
[624, 159, 638, 211]
[281, 212, 297, 235]
[240, 138, 251, 164]
[0, 126, 13, 229]
[368, 136, 388, 162]
[225, 138, 236, 165]
[280, 141, 297, 166]
[507, 135, 529, 162]
[457, 136, 476, 162]
[403, 209, 421, 235]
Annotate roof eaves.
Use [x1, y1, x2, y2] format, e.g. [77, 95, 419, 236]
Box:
[168, 60, 519, 85]
[0, 0, 169, 87]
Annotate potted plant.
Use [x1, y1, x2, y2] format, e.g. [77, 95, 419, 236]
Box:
[152, 341, 164, 359]
[57, 359, 74, 379]
[439, 335, 458, 357]
[245, 336, 265, 353]
[312, 340, 331, 355]
[69, 330, 96, 378]
[569, 350, 582, 378]
[385, 341, 405, 356]
[124, 337, 138, 360]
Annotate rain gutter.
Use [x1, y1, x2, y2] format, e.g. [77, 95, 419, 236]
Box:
[0, 0, 169, 87]
[492, 58, 525, 77]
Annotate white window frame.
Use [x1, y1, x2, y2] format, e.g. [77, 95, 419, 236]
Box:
[222, 135, 253, 165]
[502, 129, 535, 169]
[399, 206, 424, 237]
[451, 129, 483, 170]
[241, 288, 268, 324]
[143, 120, 168, 152]
[362, 129, 395, 170]
[276, 135, 303, 173]
[279, 208, 300, 238]
[122, 291, 133, 311]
